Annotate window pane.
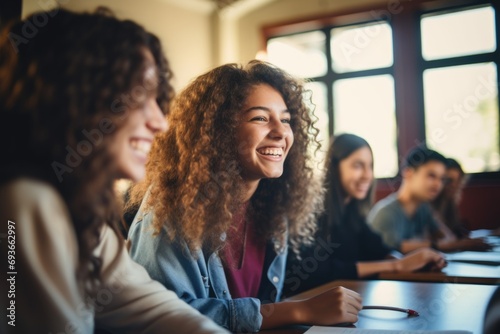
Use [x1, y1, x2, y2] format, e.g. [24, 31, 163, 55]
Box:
[333, 75, 398, 178]
[267, 31, 326, 78]
[421, 6, 496, 60]
[304, 81, 329, 166]
[330, 21, 393, 73]
[423, 63, 500, 173]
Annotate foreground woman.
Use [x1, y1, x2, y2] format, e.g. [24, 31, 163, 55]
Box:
[128, 61, 362, 332]
[0, 8, 226, 334]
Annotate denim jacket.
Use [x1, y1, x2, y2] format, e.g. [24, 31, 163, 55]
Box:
[128, 202, 288, 333]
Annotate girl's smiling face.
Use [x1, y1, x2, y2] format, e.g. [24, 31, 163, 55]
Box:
[111, 51, 168, 182]
[235, 84, 294, 183]
[339, 146, 374, 202]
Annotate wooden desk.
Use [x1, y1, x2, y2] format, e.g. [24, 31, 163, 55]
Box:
[279, 280, 498, 334]
[379, 261, 500, 284]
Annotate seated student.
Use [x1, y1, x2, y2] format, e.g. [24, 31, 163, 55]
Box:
[284, 134, 446, 296]
[431, 158, 469, 237]
[0, 8, 226, 334]
[368, 145, 487, 253]
[431, 158, 491, 250]
[127, 61, 362, 332]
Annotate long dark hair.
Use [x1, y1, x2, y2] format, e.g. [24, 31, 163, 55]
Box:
[320, 133, 374, 238]
[0, 8, 173, 297]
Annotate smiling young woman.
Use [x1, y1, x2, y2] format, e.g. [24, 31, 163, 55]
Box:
[0, 7, 225, 334]
[126, 61, 363, 332]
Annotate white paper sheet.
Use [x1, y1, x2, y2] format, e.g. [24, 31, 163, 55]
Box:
[445, 251, 500, 266]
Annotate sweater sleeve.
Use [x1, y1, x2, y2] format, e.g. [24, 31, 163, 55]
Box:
[283, 242, 358, 297]
[0, 179, 227, 334]
[1, 180, 93, 334]
[358, 221, 393, 260]
[95, 225, 228, 334]
[283, 256, 358, 298]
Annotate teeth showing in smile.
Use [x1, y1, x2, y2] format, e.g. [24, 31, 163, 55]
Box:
[131, 140, 151, 155]
[257, 147, 283, 157]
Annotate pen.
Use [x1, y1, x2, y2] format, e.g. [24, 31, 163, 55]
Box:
[362, 305, 419, 316]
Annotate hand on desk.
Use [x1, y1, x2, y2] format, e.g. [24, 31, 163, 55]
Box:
[396, 248, 447, 272]
[296, 286, 362, 325]
[438, 237, 493, 252]
[261, 286, 362, 329]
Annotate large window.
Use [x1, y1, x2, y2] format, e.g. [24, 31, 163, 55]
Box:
[264, 0, 500, 178]
[421, 6, 499, 173]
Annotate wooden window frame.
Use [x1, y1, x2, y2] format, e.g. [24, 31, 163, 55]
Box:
[262, 0, 500, 189]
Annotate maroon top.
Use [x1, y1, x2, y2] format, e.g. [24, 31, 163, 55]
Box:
[222, 203, 266, 298]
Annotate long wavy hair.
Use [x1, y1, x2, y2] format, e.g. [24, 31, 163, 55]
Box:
[320, 133, 375, 238]
[0, 8, 174, 297]
[128, 60, 323, 256]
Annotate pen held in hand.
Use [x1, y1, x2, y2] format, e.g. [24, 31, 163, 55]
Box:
[362, 305, 419, 316]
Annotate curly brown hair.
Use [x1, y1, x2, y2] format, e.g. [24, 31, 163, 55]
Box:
[128, 60, 323, 256]
[0, 8, 174, 297]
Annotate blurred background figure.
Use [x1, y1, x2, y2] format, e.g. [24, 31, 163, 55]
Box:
[431, 158, 492, 251]
[431, 158, 470, 239]
[285, 134, 446, 296]
[369, 145, 491, 253]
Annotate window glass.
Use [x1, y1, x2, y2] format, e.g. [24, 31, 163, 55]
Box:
[331, 21, 393, 73]
[333, 75, 398, 177]
[423, 62, 499, 172]
[421, 6, 496, 60]
[267, 31, 327, 78]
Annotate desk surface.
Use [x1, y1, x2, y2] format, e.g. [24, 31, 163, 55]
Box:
[379, 261, 500, 284]
[281, 280, 498, 334]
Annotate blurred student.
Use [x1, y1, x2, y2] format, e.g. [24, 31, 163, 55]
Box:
[0, 8, 226, 334]
[431, 158, 470, 238]
[431, 158, 491, 250]
[368, 145, 488, 253]
[285, 134, 446, 296]
[127, 61, 362, 332]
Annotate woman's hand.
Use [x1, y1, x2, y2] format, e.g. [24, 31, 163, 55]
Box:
[396, 248, 447, 272]
[296, 286, 362, 325]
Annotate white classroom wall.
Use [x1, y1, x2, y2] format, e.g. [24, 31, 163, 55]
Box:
[22, 0, 215, 91]
[22, 0, 386, 88]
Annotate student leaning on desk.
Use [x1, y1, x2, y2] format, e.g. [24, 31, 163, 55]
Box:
[126, 61, 363, 332]
[0, 8, 226, 334]
[284, 134, 446, 296]
[368, 145, 492, 254]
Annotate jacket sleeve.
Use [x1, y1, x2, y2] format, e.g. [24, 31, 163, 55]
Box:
[283, 242, 358, 297]
[128, 211, 262, 333]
